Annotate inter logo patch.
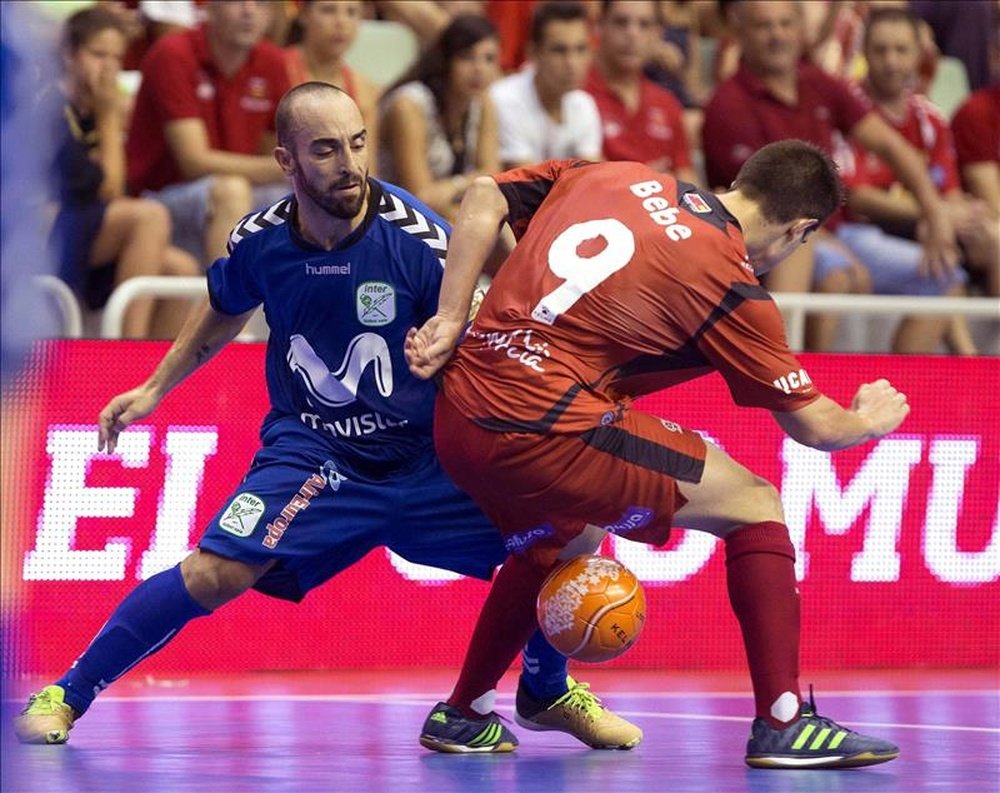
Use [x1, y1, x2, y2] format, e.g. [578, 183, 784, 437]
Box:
[357, 281, 396, 327]
[219, 493, 265, 537]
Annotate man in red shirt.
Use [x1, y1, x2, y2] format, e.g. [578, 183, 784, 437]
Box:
[840, 7, 995, 346]
[701, 0, 958, 335]
[952, 82, 1000, 216]
[407, 141, 908, 768]
[127, 1, 291, 265]
[584, 0, 696, 183]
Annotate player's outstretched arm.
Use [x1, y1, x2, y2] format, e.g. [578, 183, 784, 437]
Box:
[98, 299, 256, 453]
[406, 176, 510, 380]
[771, 378, 910, 452]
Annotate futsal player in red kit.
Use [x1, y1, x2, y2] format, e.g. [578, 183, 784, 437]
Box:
[406, 140, 907, 768]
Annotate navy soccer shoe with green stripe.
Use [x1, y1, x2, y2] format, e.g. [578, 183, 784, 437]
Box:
[419, 702, 518, 754]
[745, 691, 899, 769]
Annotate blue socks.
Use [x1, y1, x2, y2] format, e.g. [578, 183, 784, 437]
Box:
[520, 629, 569, 700]
[56, 564, 210, 715]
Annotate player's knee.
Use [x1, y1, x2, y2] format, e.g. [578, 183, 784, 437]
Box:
[748, 477, 785, 523]
[208, 175, 253, 217]
[180, 549, 260, 610]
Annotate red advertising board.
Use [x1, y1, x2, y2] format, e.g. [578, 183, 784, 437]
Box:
[1, 341, 997, 677]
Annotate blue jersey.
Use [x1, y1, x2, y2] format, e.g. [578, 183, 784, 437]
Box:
[207, 179, 450, 473]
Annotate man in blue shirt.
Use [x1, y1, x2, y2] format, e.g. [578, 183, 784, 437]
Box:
[13, 82, 640, 753]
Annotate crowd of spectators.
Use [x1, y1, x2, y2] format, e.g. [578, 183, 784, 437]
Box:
[28, 0, 1000, 350]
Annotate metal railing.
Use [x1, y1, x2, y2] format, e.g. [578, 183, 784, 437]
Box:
[773, 293, 999, 350]
[93, 276, 1000, 350]
[34, 275, 83, 338]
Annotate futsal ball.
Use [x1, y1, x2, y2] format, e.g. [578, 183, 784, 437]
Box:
[536, 554, 646, 663]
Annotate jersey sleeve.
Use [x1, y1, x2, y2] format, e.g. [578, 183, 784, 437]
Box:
[206, 245, 262, 316]
[694, 285, 819, 411]
[494, 159, 592, 238]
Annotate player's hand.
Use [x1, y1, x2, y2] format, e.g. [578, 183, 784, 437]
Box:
[405, 316, 465, 380]
[850, 378, 910, 439]
[98, 386, 162, 454]
[916, 212, 960, 281]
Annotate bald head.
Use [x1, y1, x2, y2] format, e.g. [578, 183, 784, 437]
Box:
[275, 81, 363, 152]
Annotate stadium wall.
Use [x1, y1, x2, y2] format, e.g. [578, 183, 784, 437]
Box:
[2, 341, 997, 677]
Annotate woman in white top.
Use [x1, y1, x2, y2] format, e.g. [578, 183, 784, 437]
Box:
[380, 14, 500, 220]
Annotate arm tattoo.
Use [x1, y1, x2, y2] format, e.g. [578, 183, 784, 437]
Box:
[195, 343, 213, 365]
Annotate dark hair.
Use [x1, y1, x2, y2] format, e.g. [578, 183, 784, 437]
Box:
[386, 14, 498, 112]
[732, 140, 844, 224]
[275, 81, 350, 148]
[62, 7, 127, 54]
[863, 6, 921, 50]
[532, 1, 588, 46]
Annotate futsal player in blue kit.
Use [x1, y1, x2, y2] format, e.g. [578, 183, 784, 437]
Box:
[13, 83, 640, 751]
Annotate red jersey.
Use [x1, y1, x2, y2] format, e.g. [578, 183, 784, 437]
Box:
[443, 160, 818, 435]
[951, 85, 1000, 167]
[126, 26, 290, 193]
[840, 89, 959, 219]
[584, 68, 692, 173]
[702, 61, 872, 189]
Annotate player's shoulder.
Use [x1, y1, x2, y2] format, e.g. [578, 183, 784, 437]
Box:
[371, 179, 450, 267]
[227, 195, 294, 254]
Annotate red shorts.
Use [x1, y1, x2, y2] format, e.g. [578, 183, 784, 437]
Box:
[434, 392, 707, 568]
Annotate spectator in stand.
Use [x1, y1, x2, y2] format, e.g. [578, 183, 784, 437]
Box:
[585, 0, 697, 184]
[126, 0, 291, 265]
[53, 7, 199, 339]
[702, 0, 959, 352]
[910, 0, 997, 92]
[951, 28, 1000, 217]
[379, 14, 500, 221]
[284, 1, 381, 169]
[490, 1, 602, 170]
[485, 0, 538, 74]
[645, 0, 708, 108]
[840, 7, 988, 351]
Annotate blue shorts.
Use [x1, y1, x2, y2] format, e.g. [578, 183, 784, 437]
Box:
[199, 442, 505, 602]
[814, 224, 966, 295]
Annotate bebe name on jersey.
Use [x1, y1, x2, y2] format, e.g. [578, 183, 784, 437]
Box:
[629, 180, 692, 241]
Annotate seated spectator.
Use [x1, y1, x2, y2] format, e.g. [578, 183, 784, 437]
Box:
[490, 1, 601, 169]
[953, 82, 1000, 217]
[644, 0, 708, 108]
[839, 7, 988, 351]
[951, 17, 1000, 220]
[585, 0, 696, 184]
[379, 14, 500, 220]
[52, 7, 199, 339]
[911, 0, 997, 92]
[702, 0, 960, 352]
[284, 1, 381, 169]
[126, 0, 291, 265]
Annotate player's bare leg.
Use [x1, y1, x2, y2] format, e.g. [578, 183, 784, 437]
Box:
[13, 550, 270, 744]
[675, 443, 899, 769]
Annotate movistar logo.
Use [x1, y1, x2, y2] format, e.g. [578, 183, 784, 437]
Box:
[287, 333, 393, 408]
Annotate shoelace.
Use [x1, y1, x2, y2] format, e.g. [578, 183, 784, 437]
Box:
[552, 681, 604, 720]
[801, 684, 855, 735]
[22, 690, 60, 716]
